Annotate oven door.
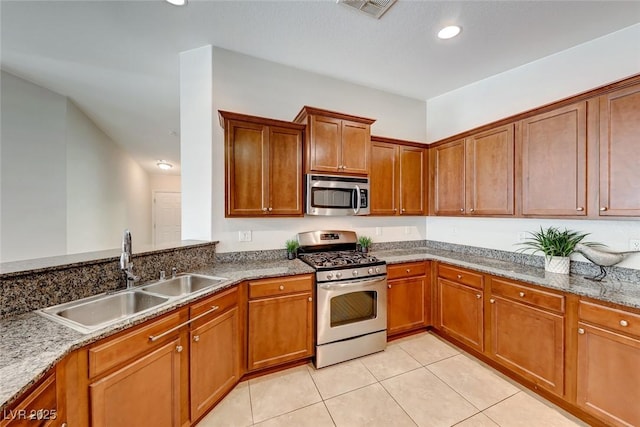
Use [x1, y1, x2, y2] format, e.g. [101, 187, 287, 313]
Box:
[316, 276, 387, 345]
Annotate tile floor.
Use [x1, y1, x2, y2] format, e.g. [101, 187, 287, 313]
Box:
[197, 332, 588, 427]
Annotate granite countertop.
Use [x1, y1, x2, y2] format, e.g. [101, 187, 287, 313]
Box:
[2, 247, 639, 409]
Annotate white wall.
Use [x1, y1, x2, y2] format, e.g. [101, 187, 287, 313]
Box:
[425, 24, 640, 270]
[1, 71, 67, 261]
[208, 47, 428, 253]
[149, 174, 181, 193]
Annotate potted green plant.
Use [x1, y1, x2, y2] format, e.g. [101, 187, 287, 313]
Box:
[357, 235, 373, 254]
[285, 239, 299, 260]
[517, 226, 598, 274]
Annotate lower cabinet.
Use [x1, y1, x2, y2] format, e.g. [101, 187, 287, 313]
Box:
[576, 300, 640, 426]
[436, 264, 484, 352]
[247, 274, 314, 371]
[189, 287, 241, 422]
[488, 277, 565, 397]
[1, 372, 60, 427]
[387, 261, 429, 336]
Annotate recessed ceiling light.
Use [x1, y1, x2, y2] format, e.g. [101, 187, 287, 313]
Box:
[157, 160, 173, 170]
[438, 25, 461, 40]
[166, 0, 187, 6]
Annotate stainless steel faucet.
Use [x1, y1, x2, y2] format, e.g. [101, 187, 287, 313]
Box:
[120, 229, 140, 288]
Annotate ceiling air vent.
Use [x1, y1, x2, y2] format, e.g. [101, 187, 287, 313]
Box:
[338, 0, 397, 19]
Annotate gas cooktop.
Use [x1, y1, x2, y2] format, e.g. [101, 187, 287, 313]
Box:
[298, 250, 384, 270]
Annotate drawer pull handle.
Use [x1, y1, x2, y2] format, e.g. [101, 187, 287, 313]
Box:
[620, 320, 629, 327]
[193, 335, 200, 342]
[476, 294, 482, 299]
[578, 328, 585, 335]
[490, 298, 495, 304]
[279, 285, 285, 290]
[457, 274, 462, 279]
[519, 292, 525, 298]
[176, 345, 183, 353]
[149, 305, 220, 342]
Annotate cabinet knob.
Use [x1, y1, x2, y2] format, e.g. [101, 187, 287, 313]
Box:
[193, 335, 200, 342]
[401, 208, 406, 212]
[268, 207, 273, 212]
[279, 285, 285, 290]
[490, 298, 495, 304]
[262, 207, 268, 212]
[176, 345, 183, 353]
[457, 274, 462, 279]
[519, 292, 525, 298]
[388, 284, 392, 289]
[620, 320, 629, 327]
[460, 208, 464, 212]
[476, 294, 482, 299]
[308, 297, 313, 302]
[406, 269, 411, 273]
[576, 207, 584, 211]
[469, 208, 475, 212]
[578, 328, 585, 335]
[600, 206, 608, 212]
[393, 208, 398, 212]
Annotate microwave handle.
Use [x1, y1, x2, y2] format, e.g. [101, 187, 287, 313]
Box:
[354, 185, 361, 215]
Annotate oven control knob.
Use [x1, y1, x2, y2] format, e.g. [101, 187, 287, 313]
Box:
[336, 272, 342, 279]
[352, 270, 359, 276]
[326, 273, 333, 280]
[375, 267, 380, 273]
[368, 268, 373, 274]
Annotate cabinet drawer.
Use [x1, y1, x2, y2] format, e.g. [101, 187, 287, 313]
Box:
[249, 274, 313, 299]
[438, 264, 483, 290]
[491, 278, 564, 313]
[388, 262, 426, 280]
[88, 309, 185, 379]
[190, 286, 238, 319]
[579, 300, 640, 337]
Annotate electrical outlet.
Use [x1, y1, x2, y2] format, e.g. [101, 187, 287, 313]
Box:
[518, 232, 527, 242]
[375, 227, 382, 236]
[238, 231, 252, 242]
[630, 239, 640, 251]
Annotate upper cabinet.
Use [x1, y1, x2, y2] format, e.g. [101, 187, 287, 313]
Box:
[294, 106, 375, 176]
[220, 111, 305, 217]
[598, 83, 640, 217]
[432, 124, 514, 216]
[517, 102, 588, 217]
[370, 136, 427, 216]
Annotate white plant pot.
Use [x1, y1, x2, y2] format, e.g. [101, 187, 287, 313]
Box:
[545, 256, 570, 274]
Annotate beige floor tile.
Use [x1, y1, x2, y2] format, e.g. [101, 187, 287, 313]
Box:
[396, 333, 460, 365]
[455, 413, 499, 427]
[196, 381, 253, 427]
[308, 358, 377, 399]
[360, 343, 422, 381]
[249, 366, 322, 423]
[382, 367, 478, 427]
[253, 402, 335, 427]
[325, 383, 416, 427]
[484, 392, 583, 427]
[427, 354, 520, 410]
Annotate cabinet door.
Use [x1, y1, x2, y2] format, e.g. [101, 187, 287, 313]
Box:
[519, 102, 587, 216]
[309, 115, 341, 172]
[388, 276, 426, 335]
[341, 120, 369, 174]
[466, 125, 514, 215]
[599, 84, 640, 216]
[437, 278, 484, 351]
[268, 126, 304, 215]
[226, 120, 268, 216]
[1, 374, 57, 427]
[399, 146, 426, 215]
[490, 296, 564, 396]
[433, 139, 466, 215]
[370, 141, 398, 215]
[577, 323, 640, 426]
[248, 292, 313, 371]
[90, 338, 182, 427]
[190, 307, 240, 421]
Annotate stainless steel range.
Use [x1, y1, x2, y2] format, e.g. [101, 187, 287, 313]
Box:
[298, 230, 387, 368]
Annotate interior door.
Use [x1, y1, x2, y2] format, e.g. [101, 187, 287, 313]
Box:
[153, 191, 181, 245]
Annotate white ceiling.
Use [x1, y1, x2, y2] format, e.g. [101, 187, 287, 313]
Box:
[2, 1, 638, 174]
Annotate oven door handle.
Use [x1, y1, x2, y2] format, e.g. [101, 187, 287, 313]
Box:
[319, 277, 384, 290]
[354, 185, 361, 215]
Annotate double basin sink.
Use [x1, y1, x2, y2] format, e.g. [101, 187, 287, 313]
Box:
[39, 274, 228, 334]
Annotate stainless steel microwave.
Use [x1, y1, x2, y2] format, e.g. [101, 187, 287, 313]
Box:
[306, 174, 370, 216]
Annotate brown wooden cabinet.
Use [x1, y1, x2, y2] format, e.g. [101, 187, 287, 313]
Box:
[488, 277, 565, 397]
[432, 124, 514, 216]
[189, 287, 241, 422]
[518, 102, 587, 216]
[0, 372, 59, 427]
[436, 264, 484, 352]
[294, 106, 375, 176]
[370, 137, 427, 216]
[247, 274, 314, 371]
[220, 111, 304, 217]
[387, 261, 430, 336]
[598, 83, 640, 216]
[575, 300, 640, 426]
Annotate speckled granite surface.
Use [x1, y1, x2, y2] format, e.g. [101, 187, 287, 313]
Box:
[2, 243, 639, 411]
